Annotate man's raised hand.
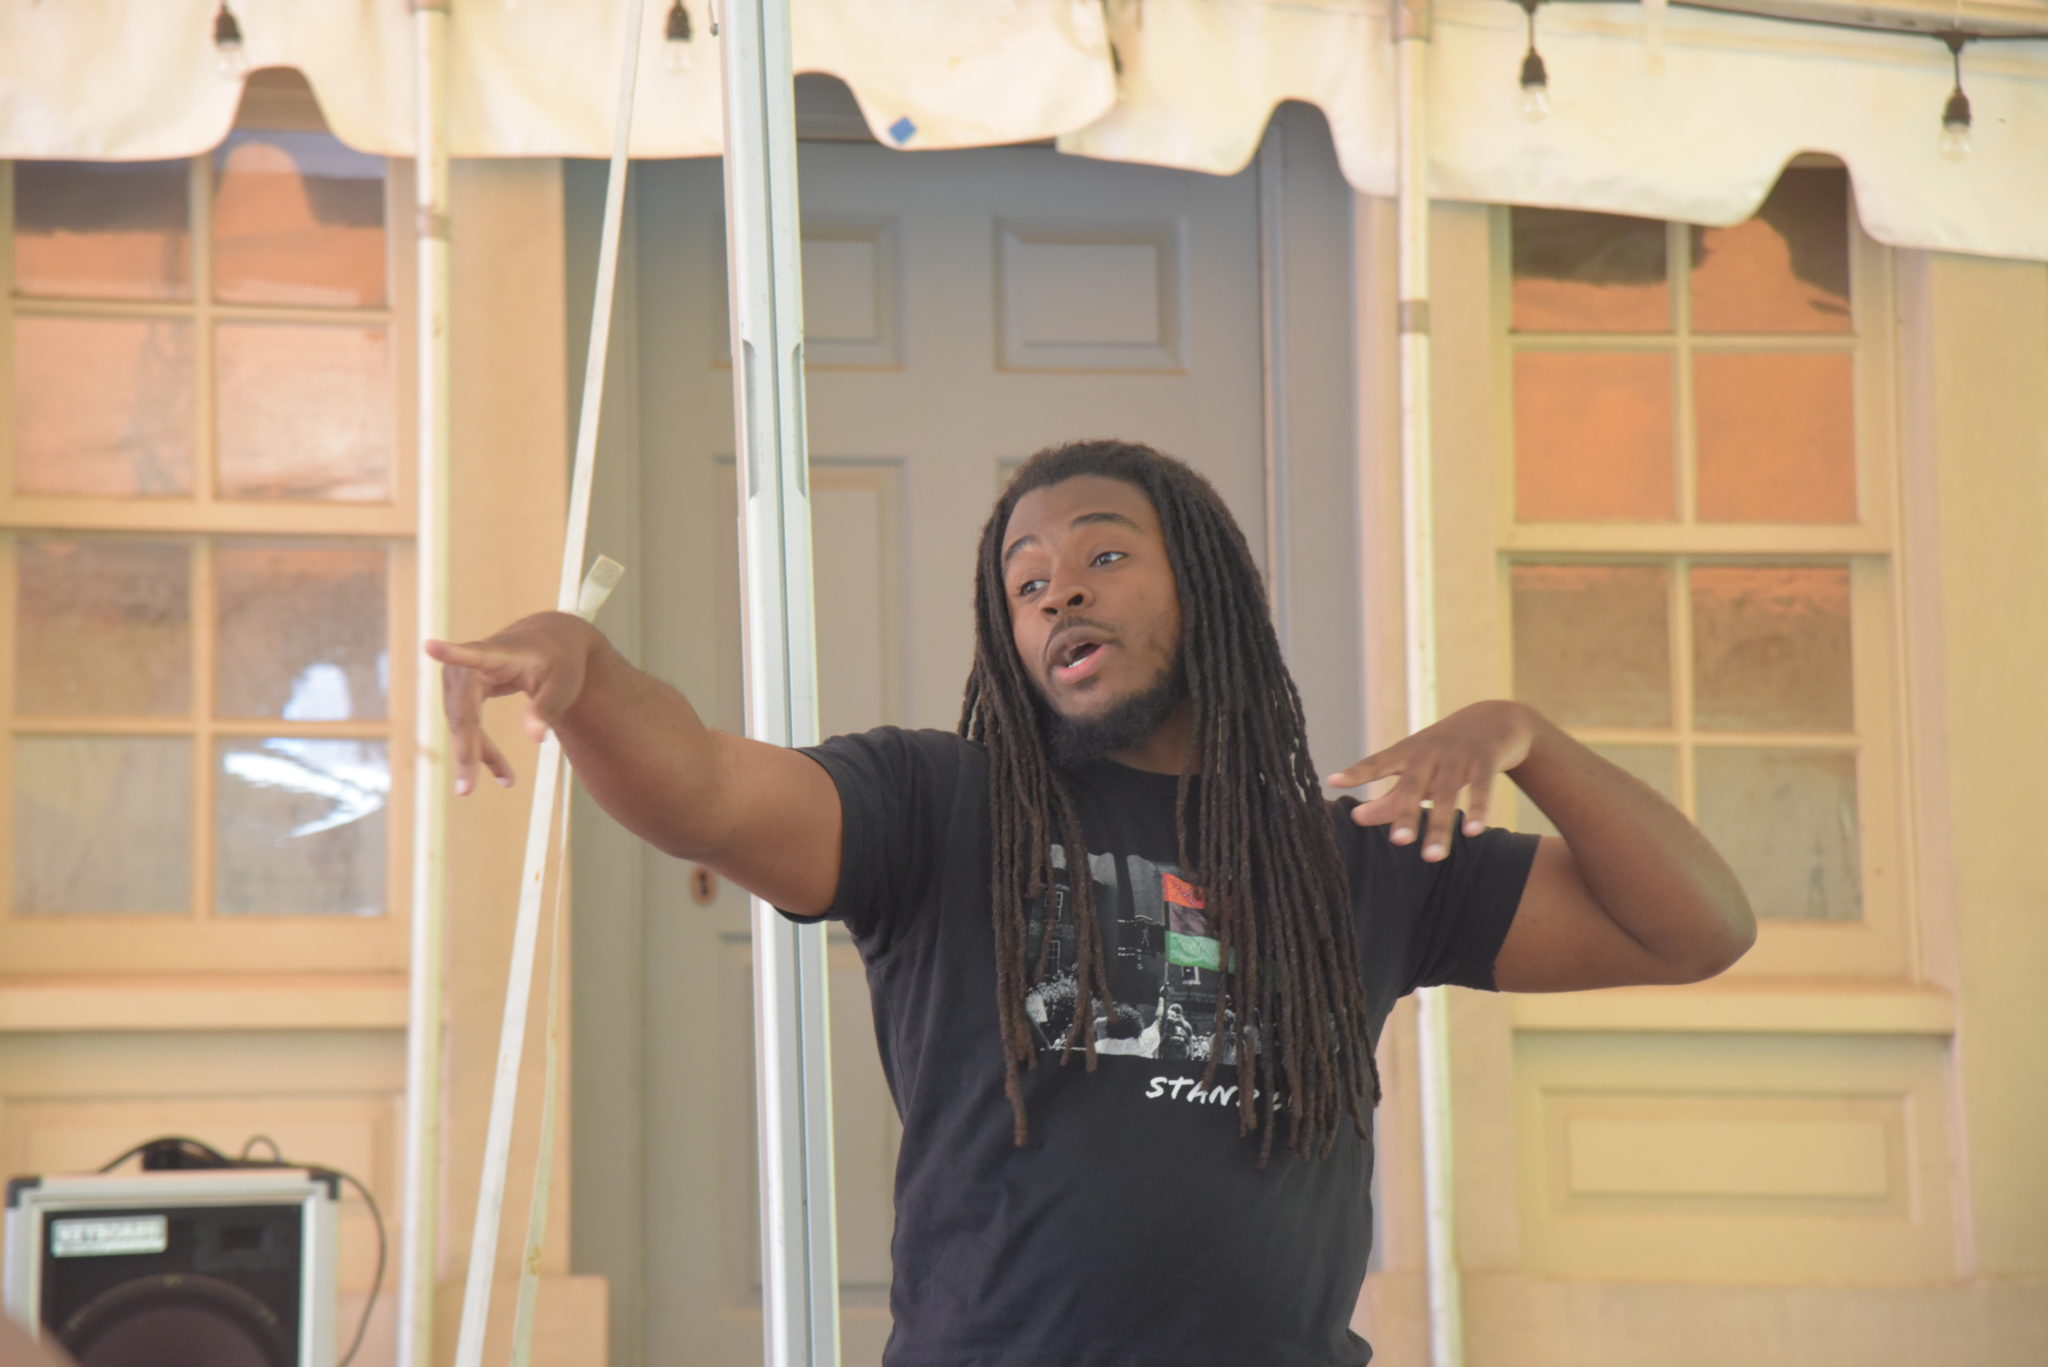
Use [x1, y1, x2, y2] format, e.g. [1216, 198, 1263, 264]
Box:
[1325, 700, 1541, 862]
[423, 611, 601, 795]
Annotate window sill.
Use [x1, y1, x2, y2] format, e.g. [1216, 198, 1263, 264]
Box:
[0, 974, 410, 1032]
[1508, 980, 1955, 1035]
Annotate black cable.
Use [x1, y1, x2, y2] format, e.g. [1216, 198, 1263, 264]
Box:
[95, 1136, 228, 1173]
[329, 1168, 387, 1367]
[238, 1135, 284, 1163]
[93, 1136, 386, 1367]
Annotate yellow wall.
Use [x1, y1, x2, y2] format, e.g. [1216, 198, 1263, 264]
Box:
[1922, 252, 2048, 1281]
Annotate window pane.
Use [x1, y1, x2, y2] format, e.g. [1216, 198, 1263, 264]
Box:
[1520, 744, 1676, 839]
[13, 736, 191, 915]
[15, 539, 191, 717]
[215, 738, 388, 917]
[216, 543, 388, 720]
[1515, 352, 1674, 521]
[1692, 565, 1853, 733]
[1512, 563, 1672, 728]
[1511, 207, 1669, 333]
[1696, 746, 1861, 922]
[1691, 167, 1852, 335]
[1695, 351, 1856, 523]
[12, 317, 195, 497]
[212, 131, 388, 308]
[215, 323, 394, 502]
[12, 160, 192, 301]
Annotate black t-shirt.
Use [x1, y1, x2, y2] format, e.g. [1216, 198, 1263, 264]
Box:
[789, 727, 1539, 1367]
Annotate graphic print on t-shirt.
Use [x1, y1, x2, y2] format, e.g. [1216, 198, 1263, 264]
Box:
[1021, 844, 1258, 1065]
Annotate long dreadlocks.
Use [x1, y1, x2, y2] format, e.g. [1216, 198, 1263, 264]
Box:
[958, 439, 1380, 1167]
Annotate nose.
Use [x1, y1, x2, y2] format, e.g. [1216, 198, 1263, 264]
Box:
[1039, 576, 1089, 615]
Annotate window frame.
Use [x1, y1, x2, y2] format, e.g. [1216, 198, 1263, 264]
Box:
[0, 83, 416, 974]
[1486, 177, 1915, 981]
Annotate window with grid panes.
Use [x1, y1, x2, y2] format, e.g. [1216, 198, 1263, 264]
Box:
[2, 124, 413, 973]
[1503, 166, 1907, 976]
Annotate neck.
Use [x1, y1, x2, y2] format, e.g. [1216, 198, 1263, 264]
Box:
[1107, 698, 1197, 775]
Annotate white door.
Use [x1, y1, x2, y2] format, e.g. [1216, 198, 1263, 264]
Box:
[569, 102, 1361, 1367]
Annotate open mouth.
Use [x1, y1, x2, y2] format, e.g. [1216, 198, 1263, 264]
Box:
[1050, 633, 1112, 685]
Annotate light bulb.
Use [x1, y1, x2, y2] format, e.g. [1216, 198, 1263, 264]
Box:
[1940, 87, 1972, 161]
[1518, 49, 1549, 123]
[664, 1, 693, 71]
[212, 4, 246, 78]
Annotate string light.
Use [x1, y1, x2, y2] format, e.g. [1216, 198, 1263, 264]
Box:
[664, 1, 694, 73]
[1517, 0, 1550, 122]
[1498, 1, 2043, 150]
[212, 2, 246, 79]
[1939, 31, 1973, 160]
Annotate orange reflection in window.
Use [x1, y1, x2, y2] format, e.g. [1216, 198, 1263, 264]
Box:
[1515, 351, 1674, 522]
[1695, 351, 1855, 523]
[1692, 167, 1851, 335]
[212, 132, 387, 309]
[12, 161, 192, 302]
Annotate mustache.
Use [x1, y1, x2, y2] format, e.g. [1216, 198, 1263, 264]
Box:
[1042, 614, 1119, 663]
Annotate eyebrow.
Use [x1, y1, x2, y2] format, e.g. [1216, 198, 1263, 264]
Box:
[1001, 511, 1143, 569]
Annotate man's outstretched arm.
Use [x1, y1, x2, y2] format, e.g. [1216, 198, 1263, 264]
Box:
[1328, 700, 1755, 992]
[425, 612, 841, 917]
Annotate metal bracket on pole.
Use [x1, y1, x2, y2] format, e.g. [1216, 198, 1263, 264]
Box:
[717, 4, 842, 1366]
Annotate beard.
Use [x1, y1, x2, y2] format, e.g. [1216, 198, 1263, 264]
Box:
[1041, 655, 1189, 768]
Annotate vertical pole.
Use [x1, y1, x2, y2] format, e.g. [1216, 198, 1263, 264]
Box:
[716, 4, 842, 1367]
[401, 4, 452, 1365]
[1394, 2, 1465, 1366]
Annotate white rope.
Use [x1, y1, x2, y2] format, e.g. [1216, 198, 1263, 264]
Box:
[450, 0, 646, 1359]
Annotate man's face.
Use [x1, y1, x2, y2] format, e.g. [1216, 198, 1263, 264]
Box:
[1000, 475, 1185, 755]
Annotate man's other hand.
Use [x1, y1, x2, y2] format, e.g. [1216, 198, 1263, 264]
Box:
[1325, 700, 1540, 861]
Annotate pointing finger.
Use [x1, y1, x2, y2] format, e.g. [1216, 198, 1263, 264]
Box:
[424, 638, 496, 671]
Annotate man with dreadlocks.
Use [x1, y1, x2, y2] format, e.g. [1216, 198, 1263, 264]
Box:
[429, 438, 1755, 1367]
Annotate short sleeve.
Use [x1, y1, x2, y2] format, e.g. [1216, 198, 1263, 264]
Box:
[780, 726, 973, 949]
[1341, 800, 1540, 999]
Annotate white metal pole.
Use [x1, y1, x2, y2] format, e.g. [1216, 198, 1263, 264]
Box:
[1394, 2, 1465, 1366]
[715, 3, 842, 1365]
[401, 3, 451, 1364]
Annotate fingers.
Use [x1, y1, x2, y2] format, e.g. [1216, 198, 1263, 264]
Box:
[1347, 757, 1493, 863]
[1326, 748, 1400, 790]
[423, 637, 498, 672]
[425, 624, 582, 787]
[477, 732, 516, 790]
[441, 660, 487, 796]
[1418, 769, 1465, 862]
[1463, 772, 1495, 838]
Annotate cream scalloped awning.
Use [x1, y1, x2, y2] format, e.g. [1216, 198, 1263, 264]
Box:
[4, 0, 2044, 260]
